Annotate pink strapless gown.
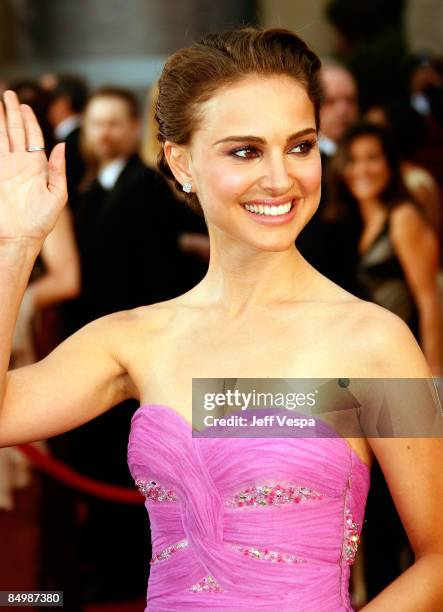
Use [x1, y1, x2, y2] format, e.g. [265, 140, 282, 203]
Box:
[127, 404, 370, 611]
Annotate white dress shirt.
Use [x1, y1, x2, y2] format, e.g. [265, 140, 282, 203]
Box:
[97, 158, 127, 190]
[54, 115, 81, 142]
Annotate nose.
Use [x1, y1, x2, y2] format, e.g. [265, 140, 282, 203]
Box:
[258, 151, 294, 196]
[350, 158, 371, 176]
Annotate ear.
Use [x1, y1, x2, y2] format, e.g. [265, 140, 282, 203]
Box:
[163, 141, 193, 188]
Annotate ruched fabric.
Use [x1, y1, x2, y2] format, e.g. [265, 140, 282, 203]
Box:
[127, 404, 370, 611]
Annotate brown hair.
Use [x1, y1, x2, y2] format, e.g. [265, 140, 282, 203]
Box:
[86, 85, 141, 119]
[155, 26, 324, 216]
[140, 81, 161, 169]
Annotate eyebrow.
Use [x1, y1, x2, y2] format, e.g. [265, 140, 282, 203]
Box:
[212, 128, 317, 146]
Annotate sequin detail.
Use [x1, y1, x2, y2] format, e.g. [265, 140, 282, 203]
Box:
[135, 478, 177, 502]
[231, 544, 306, 564]
[225, 482, 324, 508]
[151, 539, 306, 567]
[150, 539, 188, 565]
[343, 506, 360, 564]
[189, 575, 223, 593]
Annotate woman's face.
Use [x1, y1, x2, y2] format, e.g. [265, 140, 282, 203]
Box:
[343, 135, 391, 202]
[172, 74, 322, 252]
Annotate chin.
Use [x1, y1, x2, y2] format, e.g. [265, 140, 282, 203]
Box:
[353, 190, 380, 201]
[248, 235, 298, 253]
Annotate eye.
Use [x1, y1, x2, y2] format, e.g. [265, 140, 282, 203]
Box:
[290, 139, 317, 155]
[230, 145, 260, 159]
[229, 138, 317, 160]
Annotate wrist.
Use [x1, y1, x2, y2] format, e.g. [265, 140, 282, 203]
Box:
[0, 237, 44, 254]
[0, 239, 43, 271]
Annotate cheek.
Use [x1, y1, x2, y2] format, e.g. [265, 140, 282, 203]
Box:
[86, 128, 99, 143]
[370, 160, 390, 184]
[217, 174, 250, 201]
[92, 126, 107, 138]
[109, 127, 121, 139]
[297, 159, 322, 196]
[206, 163, 253, 202]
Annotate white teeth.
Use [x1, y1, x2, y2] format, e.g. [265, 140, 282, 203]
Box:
[244, 201, 293, 216]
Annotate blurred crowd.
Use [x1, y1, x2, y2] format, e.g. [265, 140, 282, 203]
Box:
[1, 49, 443, 609]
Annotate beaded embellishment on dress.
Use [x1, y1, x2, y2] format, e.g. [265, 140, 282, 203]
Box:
[150, 539, 188, 564]
[128, 398, 372, 609]
[189, 575, 223, 593]
[231, 544, 306, 564]
[342, 505, 360, 564]
[135, 478, 177, 502]
[151, 539, 306, 566]
[225, 482, 325, 508]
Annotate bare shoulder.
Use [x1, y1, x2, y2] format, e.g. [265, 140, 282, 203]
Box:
[1, 305, 181, 446]
[98, 295, 183, 335]
[67, 300, 179, 380]
[391, 200, 421, 219]
[120, 297, 184, 336]
[291, 273, 428, 377]
[105, 300, 182, 362]
[342, 298, 430, 377]
[390, 200, 426, 233]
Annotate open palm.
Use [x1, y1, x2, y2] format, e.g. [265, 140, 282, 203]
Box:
[0, 90, 67, 244]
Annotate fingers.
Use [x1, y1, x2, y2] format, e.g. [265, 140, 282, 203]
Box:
[1, 90, 45, 154]
[47, 142, 68, 202]
[21, 103, 45, 150]
[3, 90, 26, 152]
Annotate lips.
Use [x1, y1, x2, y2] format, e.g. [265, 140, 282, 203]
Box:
[242, 198, 299, 223]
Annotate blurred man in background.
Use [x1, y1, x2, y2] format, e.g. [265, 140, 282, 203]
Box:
[317, 60, 359, 156]
[296, 60, 362, 294]
[41, 86, 187, 607]
[47, 74, 87, 143]
[65, 85, 185, 330]
[46, 74, 89, 202]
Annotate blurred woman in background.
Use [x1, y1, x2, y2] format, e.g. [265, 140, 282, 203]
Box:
[327, 122, 443, 375]
[327, 120, 443, 599]
[364, 99, 441, 231]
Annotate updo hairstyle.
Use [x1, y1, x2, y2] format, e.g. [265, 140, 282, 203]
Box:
[156, 26, 323, 215]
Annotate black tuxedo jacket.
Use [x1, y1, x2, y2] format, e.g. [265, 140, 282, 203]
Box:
[64, 153, 187, 333]
[64, 126, 86, 203]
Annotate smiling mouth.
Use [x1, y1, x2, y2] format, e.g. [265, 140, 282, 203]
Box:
[243, 200, 295, 216]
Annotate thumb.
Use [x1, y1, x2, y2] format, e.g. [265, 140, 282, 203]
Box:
[47, 142, 67, 200]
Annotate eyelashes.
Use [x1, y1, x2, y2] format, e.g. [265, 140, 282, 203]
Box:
[229, 139, 317, 160]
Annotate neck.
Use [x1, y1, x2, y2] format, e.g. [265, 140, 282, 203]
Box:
[196, 226, 315, 322]
[357, 197, 386, 224]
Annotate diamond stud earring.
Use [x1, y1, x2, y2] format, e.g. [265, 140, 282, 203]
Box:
[182, 182, 192, 193]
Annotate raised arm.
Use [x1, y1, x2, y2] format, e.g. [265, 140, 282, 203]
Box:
[1, 310, 132, 446]
[0, 91, 131, 447]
